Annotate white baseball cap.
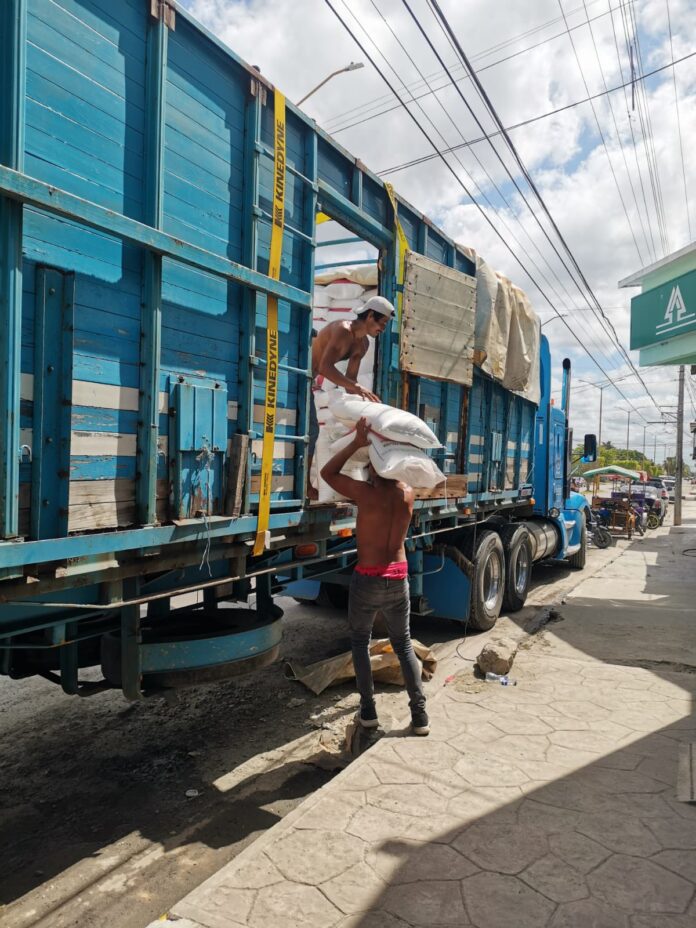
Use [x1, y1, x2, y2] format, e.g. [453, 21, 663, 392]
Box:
[359, 295, 396, 318]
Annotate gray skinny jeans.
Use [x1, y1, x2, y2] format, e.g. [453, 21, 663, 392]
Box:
[348, 573, 426, 712]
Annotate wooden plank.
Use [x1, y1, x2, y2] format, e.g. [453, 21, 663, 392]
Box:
[68, 497, 168, 533]
[414, 475, 470, 500]
[250, 475, 294, 494]
[224, 433, 248, 518]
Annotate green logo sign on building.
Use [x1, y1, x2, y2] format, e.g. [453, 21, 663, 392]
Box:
[630, 267, 696, 351]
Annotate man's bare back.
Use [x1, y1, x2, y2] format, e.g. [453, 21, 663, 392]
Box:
[355, 478, 414, 566]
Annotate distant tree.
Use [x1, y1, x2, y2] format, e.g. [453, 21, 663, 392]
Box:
[663, 457, 692, 478]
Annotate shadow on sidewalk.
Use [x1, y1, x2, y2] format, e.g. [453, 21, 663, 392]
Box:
[342, 513, 696, 927]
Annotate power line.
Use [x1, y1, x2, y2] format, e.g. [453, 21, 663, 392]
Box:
[556, 0, 645, 264]
[324, 0, 635, 134]
[358, 0, 624, 376]
[374, 50, 696, 176]
[322, 0, 657, 424]
[607, 0, 658, 263]
[579, 0, 654, 262]
[666, 0, 692, 242]
[399, 0, 634, 376]
[623, 2, 670, 254]
[423, 0, 662, 415]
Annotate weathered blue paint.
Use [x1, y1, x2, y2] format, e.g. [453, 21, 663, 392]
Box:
[140, 617, 282, 673]
[0, 0, 26, 539]
[31, 268, 74, 539]
[0, 1, 582, 694]
[137, 12, 168, 525]
[0, 166, 312, 309]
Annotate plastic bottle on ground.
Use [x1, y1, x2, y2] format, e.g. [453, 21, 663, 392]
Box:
[484, 671, 517, 686]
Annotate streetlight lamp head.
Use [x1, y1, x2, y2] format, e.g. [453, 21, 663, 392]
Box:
[346, 61, 364, 71]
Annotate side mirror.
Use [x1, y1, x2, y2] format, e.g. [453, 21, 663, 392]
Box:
[582, 433, 597, 463]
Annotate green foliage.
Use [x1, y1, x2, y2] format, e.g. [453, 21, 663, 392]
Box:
[573, 442, 692, 478]
[663, 456, 692, 477]
[572, 443, 660, 477]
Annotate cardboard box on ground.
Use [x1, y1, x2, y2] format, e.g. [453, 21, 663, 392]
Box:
[311, 268, 445, 502]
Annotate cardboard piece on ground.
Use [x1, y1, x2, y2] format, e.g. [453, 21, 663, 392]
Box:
[285, 638, 437, 695]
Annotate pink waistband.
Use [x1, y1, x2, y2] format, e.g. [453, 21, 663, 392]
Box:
[355, 561, 408, 579]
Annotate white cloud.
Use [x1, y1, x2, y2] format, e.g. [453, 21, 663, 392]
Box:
[180, 0, 696, 459]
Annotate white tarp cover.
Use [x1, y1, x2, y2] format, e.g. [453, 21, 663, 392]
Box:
[401, 252, 476, 386]
[474, 254, 541, 405]
[314, 265, 379, 287]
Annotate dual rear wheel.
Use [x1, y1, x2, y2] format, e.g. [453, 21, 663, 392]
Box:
[465, 526, 532, 631]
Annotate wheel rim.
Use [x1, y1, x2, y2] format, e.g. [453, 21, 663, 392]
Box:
[514, 545, 530, 596]
[483, 551, 502, 611]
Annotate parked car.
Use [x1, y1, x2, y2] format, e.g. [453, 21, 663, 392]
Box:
[647, 478, 670, 518]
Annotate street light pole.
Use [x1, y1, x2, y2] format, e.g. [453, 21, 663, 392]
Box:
[297, 62, 364, 106]
[578, 379, 605, 450]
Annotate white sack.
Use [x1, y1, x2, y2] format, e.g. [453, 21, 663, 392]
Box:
[313, 284, 332, 308]
[325, 307, 358, 322]
[329, 430, 371, 465]
[312, 308, 328, 322]
[368, 435, 445, 489]
[315, 433, 368, 503]
[328, 397, 441, 449]
[325, 281, 365, 302]
[314, 265, 379, 288]
[327, 297, 365, 311]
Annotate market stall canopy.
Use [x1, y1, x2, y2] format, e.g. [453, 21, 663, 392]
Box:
[583, 465, 642, 480]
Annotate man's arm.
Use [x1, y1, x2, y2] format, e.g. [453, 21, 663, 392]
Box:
[320, 418, 374, 502]
[317, 331, 379, 402]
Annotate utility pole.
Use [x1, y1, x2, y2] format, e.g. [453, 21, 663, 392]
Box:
[675, 364, 684, 526]
[626, 409, 631, 452]
[653, 433, 657, 464]
[642, 425, 646, 461]
[598, 386, 603, 450]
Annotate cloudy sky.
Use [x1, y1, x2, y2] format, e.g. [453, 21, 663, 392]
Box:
[181, 0, 696, 462]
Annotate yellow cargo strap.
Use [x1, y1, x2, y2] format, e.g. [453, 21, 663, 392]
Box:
[384, 182, 409, 324]
[316, 211, 332, 224]
[253, 89, 286, 556]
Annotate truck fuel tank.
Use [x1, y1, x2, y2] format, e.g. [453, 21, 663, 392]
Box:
[525, 519, 562, 562]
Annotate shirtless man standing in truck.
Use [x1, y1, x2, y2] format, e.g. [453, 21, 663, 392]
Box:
[320, 416, 429, 736]
[308, 295, 394, 498]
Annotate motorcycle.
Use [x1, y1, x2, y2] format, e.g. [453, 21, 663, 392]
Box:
[587, 507, 614, 548]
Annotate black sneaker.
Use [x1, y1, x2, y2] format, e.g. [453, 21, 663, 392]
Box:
[358, 701, 379, 728]
[411, 709, 430, 736]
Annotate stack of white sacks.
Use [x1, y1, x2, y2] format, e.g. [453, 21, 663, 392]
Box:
[311, 267, 446, 502]
[313, 268, 378, 393]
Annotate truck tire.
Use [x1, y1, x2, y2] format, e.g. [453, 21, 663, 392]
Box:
[469, 530, 506, 631]
[500, 525, 533, 613]
[568, 520, 587, 569]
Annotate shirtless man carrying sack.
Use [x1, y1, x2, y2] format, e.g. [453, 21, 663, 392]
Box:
[321, 416, 430, 736]
[308, 295, 394, 498]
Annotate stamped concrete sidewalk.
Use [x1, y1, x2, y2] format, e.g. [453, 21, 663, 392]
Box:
[154, 503, 696, 928]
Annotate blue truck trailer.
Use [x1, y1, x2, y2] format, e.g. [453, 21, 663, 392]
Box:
[0, 0, 595, 700]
